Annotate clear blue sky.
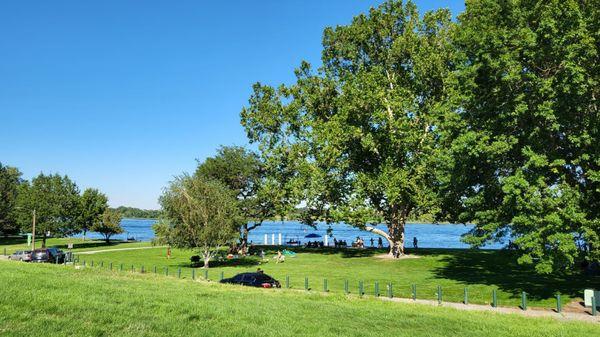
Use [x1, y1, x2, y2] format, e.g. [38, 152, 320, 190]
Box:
[0, 1, 464, 209]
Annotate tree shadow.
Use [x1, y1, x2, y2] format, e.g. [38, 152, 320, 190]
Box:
[431, 248, 600, 301]
[174, 256, 262, 269]
[53, 241, 135, 250]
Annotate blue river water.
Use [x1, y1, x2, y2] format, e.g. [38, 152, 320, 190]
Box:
[76, 219, 505, 249]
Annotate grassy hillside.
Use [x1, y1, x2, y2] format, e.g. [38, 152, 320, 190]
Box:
[70, 246, 599, 308]
[0, 261, 596, 337]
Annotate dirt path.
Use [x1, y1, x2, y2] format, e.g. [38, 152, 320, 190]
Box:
[76, 246, 167, 255]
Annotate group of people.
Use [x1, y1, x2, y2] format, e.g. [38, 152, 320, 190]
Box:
[304, 241, 325, 248]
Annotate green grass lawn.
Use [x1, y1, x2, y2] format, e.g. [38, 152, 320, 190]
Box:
[0, 260, 595, 337]
[64, 245, 600, 309]
[0, 236, 152, 253]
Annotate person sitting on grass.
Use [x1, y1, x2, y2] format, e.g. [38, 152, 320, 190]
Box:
[275, 250, 285, 263]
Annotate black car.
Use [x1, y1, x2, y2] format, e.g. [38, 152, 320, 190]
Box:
[220, 272, 281, 288]
[31, 248, 65, 263]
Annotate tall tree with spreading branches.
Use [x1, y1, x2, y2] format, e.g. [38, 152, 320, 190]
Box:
[241, 0, 455, 257]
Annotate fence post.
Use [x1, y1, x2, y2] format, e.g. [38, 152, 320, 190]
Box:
[109, 262, 113, 271]
[412, 284, 417, 301]
[165, 267, 168, 276]
[492, 289, 497, 308]
[220, 271, 224, 281]
[285, 276, 290, 289]
[592, 297, 597, 316]
[387, 283, 393, 298]
[304, 277, 309, 291]
[344, 280, 349, 294]
[323, 279, 328, 292]
[437, 285, 442, 304]
[358, 281, 364, 297]
[3, 248, 6, 256]
[521, 292, 527, 310]
[91, 261, 94, 267]
[154, 266, 157, 274]
[464, 287, 468, 305]
[131, 265, 134, 272]
[178, 268, 181, 278]
[83, 260, 86, 267]
[556, 294, 561, 313]
[141, 265, 144, 274]
[374, 281, 380, 297]
[204, 269, 208, 280]
[192, 269, 195, 280]
[100, 261, 103, 268]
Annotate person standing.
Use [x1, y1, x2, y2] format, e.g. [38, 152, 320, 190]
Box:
[167, 246, 172, 259]
[377, 237, 383, 248]
[413, 237, 418, 249]
[370, 237, 374, 247]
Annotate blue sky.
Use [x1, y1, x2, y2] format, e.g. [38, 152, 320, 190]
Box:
[0, 1, 464, 209]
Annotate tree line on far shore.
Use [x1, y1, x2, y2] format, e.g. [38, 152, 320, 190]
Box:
[0, 164, 124, 245]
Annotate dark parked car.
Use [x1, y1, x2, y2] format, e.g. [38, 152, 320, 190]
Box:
[220, 272, 281, 288]
[8, 250, 32, 262]
[31, 248, 65, 263]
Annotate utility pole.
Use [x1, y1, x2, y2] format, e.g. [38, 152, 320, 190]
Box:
[31, 209, 36, 251]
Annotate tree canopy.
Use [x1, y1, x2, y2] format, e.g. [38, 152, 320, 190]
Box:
[92, 209, 124, 243]
[241, 0, 455, 257]
[0, 163, 22, 235]
[78, 188, 108, 241]
[158, 174, 240, 268]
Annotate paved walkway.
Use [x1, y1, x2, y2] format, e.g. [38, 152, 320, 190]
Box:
[378, 296, 599, 323]
[76, 246, 167, 255]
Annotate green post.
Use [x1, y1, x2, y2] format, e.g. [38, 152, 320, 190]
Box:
[592, 297, 597, 316]
[120, 263, 123, 272]
[304, 277, 309, 291]
[83, 260, 86, 267]
[154, 266, 157, 274]
[192, 269, 195, 280]
[165, 267, 169, 276]
[359, 281, 364, 297]
[285, 276, 290, 288]
[91, 261, 94, 267]
[412, 284, 417, 301]
[204, 269, 208, 280]
[437, 285, 442, 304]
[374, 281, 380, 297]
[492, 289, 497, 308]
[387, 283, 393, 298]
[323, 279, 328, 292]
[344, 280, 349, 294]
[521, 292, 527, 311]
[131, 265, 134, 272]
[464, 287, 468, 305]
[3, 248, 6, 256]
[556, 294, 561, 313]
[100, 261, 103, 268]
[220, 271, 224, 281]
[178, 268, 181, 278]
[109, 262, 112, 271]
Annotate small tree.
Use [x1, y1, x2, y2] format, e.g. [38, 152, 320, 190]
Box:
[158, 174, 240, 268]
[0, 163, 22, 236]
[92, 209, 123, 243]
[78, 188, 108, 241]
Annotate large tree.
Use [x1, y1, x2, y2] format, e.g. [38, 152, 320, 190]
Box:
[158, 174, 240, 268]
[78, 188, 108, 241]
[441, 0, 600, 273]
[195, 146, 277, 251]
[92, 209, 123, 243]
[0, 163, 22, 235]
[241, 0, 455, 257]
[15, 173, 81, 247]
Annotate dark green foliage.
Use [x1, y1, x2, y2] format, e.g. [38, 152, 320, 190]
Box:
[78, 188, 108, 240]
[15, 173, 80, 246]
[440, 0, 600, 273]
[0, 163, 22, 235]
[92, 209, 124, 243]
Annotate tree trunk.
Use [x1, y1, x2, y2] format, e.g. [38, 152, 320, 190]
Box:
[42, 233, 47, 248]
[240, 224, 249, 254]
[203, 255, 210, 268]
[82, 229, 87, 242]
[365, 220, 406, 258]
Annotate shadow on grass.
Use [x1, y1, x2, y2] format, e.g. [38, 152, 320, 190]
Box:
[431, 248, 600, 301]
[174, 257, 262, 269]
